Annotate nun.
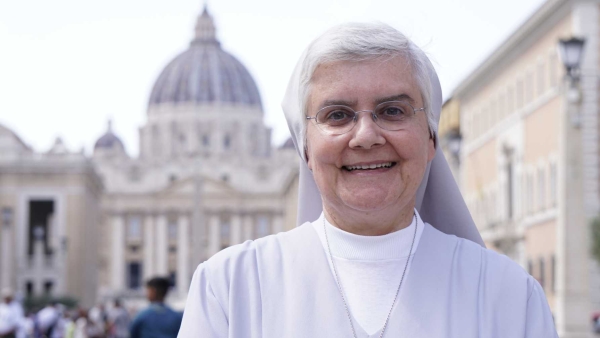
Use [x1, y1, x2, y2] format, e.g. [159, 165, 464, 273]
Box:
[178, 22, 558, 337]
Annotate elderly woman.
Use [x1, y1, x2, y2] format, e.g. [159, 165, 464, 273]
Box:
[178, 23, 557, 337]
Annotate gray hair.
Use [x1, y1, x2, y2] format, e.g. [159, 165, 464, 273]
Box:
[299, 22, 437, 139]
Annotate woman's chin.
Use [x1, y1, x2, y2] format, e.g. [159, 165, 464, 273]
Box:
[338, 191, 394, 212]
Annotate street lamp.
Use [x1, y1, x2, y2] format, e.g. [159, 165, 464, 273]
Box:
[558, 37, 586, 83]
[558, 37, 585, 127]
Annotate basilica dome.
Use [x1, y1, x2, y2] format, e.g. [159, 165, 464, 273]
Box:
[148, 8, 262, 108]
[94, 120, 124, 153]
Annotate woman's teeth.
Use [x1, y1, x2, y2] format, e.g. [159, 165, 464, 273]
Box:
[344, 162, 395, 171]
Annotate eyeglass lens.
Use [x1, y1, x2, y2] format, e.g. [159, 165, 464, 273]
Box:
[315, 101, 416, 134]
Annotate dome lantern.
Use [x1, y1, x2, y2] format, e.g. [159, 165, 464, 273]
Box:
[192, 6, 218, 46]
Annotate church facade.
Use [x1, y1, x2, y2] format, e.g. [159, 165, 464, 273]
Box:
[0, 8, 299, 308]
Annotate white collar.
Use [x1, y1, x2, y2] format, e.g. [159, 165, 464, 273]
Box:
[313, 209, 424, 261]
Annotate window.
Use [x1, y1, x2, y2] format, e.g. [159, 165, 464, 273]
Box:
[129, 166, 141, 182]
[127, 216, 142, 240]
[26, 281, 33, 297]
[524, 173, 534, 215]
[538, 168, 546, 210]
[551, 255, 556, 292]
[506, 160, 514, 219]
[202, 134, 210, 147]
[170, 122, 178, 156]
[220, 218, 231, 249]
[256, 216, 270, 238]
[507, 86, 515, 114]
[538, 257, 545, 289]
[168, 220, 177, 240]
[550, 163, 557, 206]
[549, 53, 559, 88]
[482, 107, 489, 132]
[169, 272, 177, 288]
[43, 280, 53, 295]
[499, 93, 506, 119]
[223, 134, 231, 150]
[152, 125, 161, 157]
[127, 262, 142, 289]
[490, 100, 498, 126]
[516, 79, 524, 108]
[537, 61, 546, 96]
[526, 71, 534, 103]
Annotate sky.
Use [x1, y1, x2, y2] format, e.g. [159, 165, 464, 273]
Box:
[0, 0, 547, 156]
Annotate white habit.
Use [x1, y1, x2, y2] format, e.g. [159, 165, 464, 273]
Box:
[178, 219, 557, 337]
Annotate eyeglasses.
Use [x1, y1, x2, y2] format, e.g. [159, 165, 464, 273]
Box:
[306, 101, 425, 135]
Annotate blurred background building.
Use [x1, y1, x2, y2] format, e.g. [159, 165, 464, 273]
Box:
[0, 7, 299, 309]
[443, 0, 600, 336]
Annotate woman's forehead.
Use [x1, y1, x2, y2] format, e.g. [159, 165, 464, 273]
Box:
[309, 57, 421, 108]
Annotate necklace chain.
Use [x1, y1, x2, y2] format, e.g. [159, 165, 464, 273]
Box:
[323, 214, 418, 338]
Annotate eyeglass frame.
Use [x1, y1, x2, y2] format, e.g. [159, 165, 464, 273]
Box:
[305, 100, 426, 136]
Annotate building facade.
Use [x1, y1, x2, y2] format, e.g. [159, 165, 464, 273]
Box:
[0, 7, 299, 308]
[452, 0, 600, 336]
[0, 133, 103, 307]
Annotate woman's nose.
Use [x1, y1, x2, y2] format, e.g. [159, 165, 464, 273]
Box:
[348, 112, 386, 149]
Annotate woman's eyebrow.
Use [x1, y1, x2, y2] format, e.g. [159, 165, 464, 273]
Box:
[320, 99, 357, 108]
[375, 94, 415, 105]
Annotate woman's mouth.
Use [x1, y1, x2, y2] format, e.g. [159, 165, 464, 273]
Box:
[342, 162, 396, 171]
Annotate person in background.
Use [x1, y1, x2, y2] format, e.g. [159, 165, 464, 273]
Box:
[36, 302, 59, 338]
[129, 277, 182, 338]
[0, 289, 24, 338]
[49, 305, 67, 338]
[21, 313, 34, 338]
[107, 300, 130, 338]
[87, 304, 106, 338]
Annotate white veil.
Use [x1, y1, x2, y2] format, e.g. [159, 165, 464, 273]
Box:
[281, 28, 484, 246]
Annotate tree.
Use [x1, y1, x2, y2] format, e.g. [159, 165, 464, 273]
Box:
[590, 217, 600, 265]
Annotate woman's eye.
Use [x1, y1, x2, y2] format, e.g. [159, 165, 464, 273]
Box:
[382, 107, 405, 116]
[327, 110, 351, 120]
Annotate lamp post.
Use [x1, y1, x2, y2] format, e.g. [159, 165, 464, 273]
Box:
[556, 36, 588, 337]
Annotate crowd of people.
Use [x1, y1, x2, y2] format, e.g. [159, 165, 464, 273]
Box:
[0, 277, 181, 338]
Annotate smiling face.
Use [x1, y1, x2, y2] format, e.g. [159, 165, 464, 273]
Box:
[306, 56, 435, 235]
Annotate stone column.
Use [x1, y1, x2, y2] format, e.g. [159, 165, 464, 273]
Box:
[272, 215, 284, 234]
[111, 215, 125, 291]
[555, 30, 591, 335]
[155, 215, 168, 276]
[177, 215, 190, 295]
[143, 215, 155, 280]
[242, 215, 253, 241]
[230, 215, 242, 245]
[1, 224, 12, 290]
[208, 215, 220, 257]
